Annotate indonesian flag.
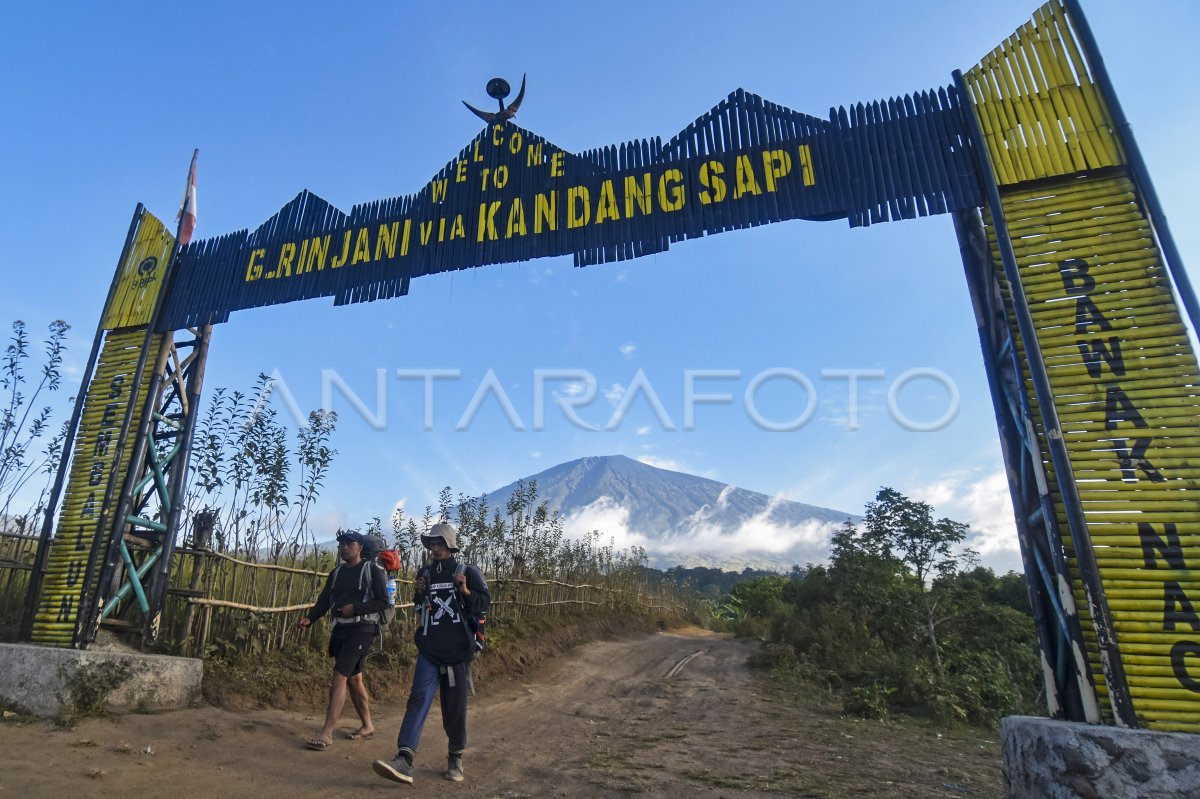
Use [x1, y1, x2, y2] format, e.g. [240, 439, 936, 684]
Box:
[177, 149, 198, 245]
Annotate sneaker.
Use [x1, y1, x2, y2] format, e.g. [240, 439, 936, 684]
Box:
[445, 753, 464, 782]
[373, 751, 414, 785]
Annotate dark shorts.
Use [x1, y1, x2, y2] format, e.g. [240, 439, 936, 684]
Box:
[328, 624, 376, 677]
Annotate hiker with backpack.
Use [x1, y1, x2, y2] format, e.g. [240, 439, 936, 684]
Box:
[298, 529, 389, 750]
[374, 522, 490, 785]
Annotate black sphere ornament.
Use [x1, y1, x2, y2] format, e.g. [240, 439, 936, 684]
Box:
[486, 78, 511, 101]
[463, 74, 527, 125]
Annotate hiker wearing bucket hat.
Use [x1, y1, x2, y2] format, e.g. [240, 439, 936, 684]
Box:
[374, 522, 490, 786]
[420, 521, 461, 552]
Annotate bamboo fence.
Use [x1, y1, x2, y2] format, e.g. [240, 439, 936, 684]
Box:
[0, 530, 37, 629]
[0, 531, 694, 657]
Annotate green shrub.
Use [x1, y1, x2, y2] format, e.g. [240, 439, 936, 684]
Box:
[843, 684, 894, 719]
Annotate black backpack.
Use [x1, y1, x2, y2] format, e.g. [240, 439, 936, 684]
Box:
[455, 562, 487, 657]
[329, 558, 395, 625]
[361, 532, 387, 561]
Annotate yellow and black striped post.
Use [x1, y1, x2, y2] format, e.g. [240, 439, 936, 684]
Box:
[22, 207, 174, 646]
[959, 0, 1200, 731]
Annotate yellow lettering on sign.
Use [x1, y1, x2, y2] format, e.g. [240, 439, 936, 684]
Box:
[438, 218, 446, 243]
[658, 169, 685, 212]
[1162, 582, 1200, 633]
[596, 180, 620, 223]
[567, 186, 591, 228]
[271, 242, 296, 279]
[492, 124, 504, 146]
[420, 220, 436, 246]
[456, 160, 468, 183]
[400, 219, 412, 255]
[449, 214, 465, 241]
[473, 140, 484, 163]
[351, 228, 371, 265]
[296, 239, 310, 273]
[534, 191, 557, 233]
[624, 174, 652, 217]
[477, 201, 501, 241]
[506, 198, 527, 238]
[797, 144, 815, 186]
[734, 154, 762, 199]
[509, 130, 523, 154]
[279, 242, 297, 277]
[431, 179, 448, 203]
[306, 235, 330, 271]
[375, 222, 399, 261]
[526, 143, 543, 167]
[245, 249, 265, 281]
[331, 230, 352, 268]
[550, 152, 564, 178]
[699, 161, 727, 205]
[762, 149, 791, 192]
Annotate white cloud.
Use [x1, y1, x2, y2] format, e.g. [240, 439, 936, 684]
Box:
[918, 478, 958, 508]
[603, 382, 626, 405]
[559, 493, 837, 566]
[636, 425, 651, 436]
[561, 497, 645, 550]
[619, 342, 637, 358]
[636, 455, 687, 473]
[678, 493, 835, 556]
[912, 469, 1019, 559]
[557, 382, 587, 398]
[528, 450, 542, 458]
[388, 498, 409, 528]
[957, 471, 1019, 557]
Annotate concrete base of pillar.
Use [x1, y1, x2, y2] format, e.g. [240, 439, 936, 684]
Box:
[1002, 715, 1200, 798]
[0, 642, 202, 719]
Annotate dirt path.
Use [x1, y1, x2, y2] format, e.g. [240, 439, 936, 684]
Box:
[0, 628, 1003, 797]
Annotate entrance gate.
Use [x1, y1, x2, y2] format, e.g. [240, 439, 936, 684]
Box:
[21, 0, 1200, 732]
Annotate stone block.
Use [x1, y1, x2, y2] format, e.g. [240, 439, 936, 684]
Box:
[0, 642, 202, 719]
[1002, 715, 1200, 798]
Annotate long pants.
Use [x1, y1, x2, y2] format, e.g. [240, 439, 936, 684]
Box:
[396, 652, 468, 756]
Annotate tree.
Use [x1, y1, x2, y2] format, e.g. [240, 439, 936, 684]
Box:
[0, 320, 70, 532]
[727, 574, 787, 619]
[863, 487, 974, 586]
[861, 487, 978, 675]
[185, 374, 338, 559]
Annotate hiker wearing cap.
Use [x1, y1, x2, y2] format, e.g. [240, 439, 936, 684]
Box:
[374, 522, 490, 785]
[298, 529, 389, 750]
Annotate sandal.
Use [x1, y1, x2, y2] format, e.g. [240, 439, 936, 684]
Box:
[306, 737, 332, 750]
[346, 729, 375, 740]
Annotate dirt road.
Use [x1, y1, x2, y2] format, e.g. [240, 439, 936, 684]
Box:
[0, 628, 1003, 797]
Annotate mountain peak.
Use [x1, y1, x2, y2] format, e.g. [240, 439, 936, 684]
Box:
[486, 455, 856, 570]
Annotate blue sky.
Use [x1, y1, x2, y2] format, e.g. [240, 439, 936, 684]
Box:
[2, 1, 1196, 573]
